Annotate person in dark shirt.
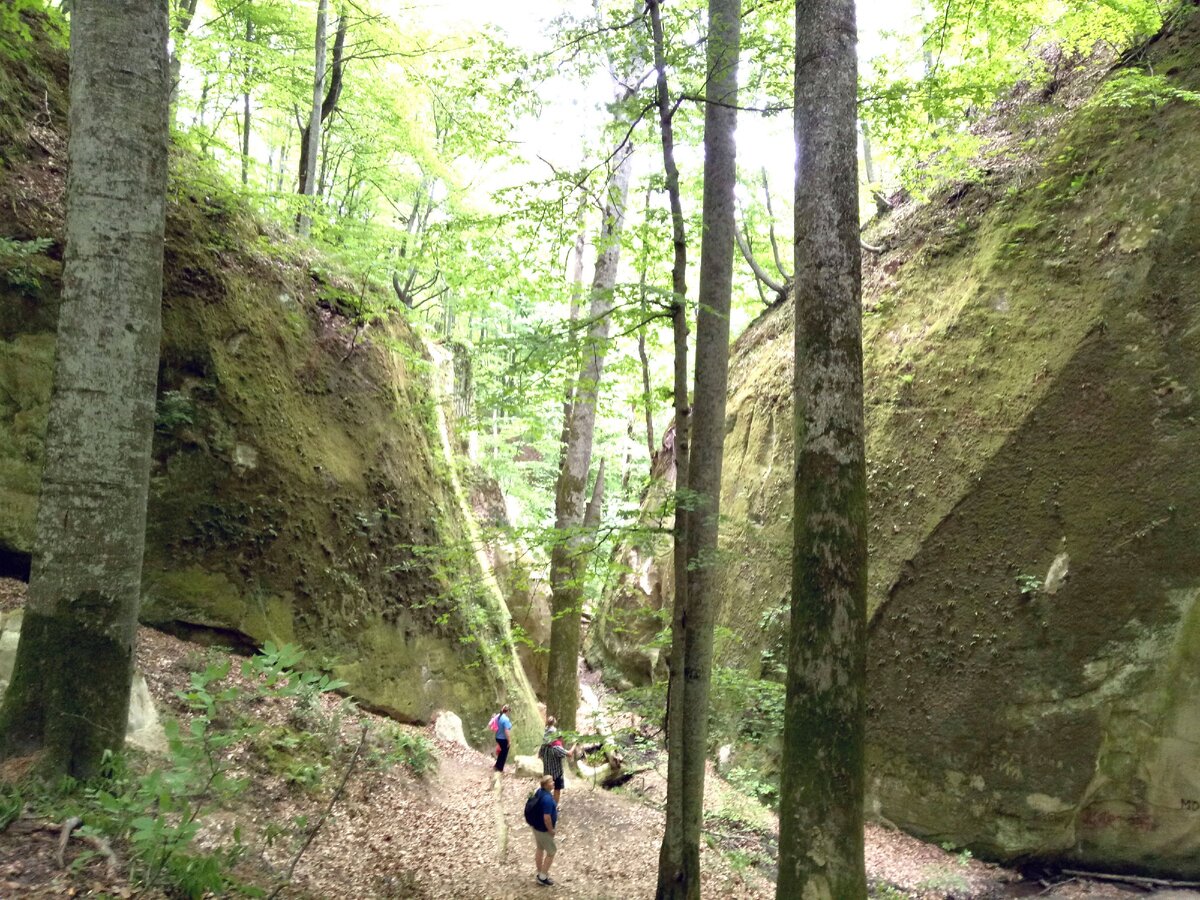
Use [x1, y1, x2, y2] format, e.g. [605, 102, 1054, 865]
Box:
[530, 775, 558, 886]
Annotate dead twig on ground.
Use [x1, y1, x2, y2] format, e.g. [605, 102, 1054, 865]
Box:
[268, 723, 369, 900]
[1059, 867, 1200, 890]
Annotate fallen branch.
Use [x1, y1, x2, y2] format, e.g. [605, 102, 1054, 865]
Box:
[1059, 868, 1200, 890]
[268, 723, 369, 900]
[861, 238, 885, 254]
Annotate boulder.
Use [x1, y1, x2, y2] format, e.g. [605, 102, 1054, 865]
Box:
[513, 754, 544, 780]
[433, 710, 470, 749]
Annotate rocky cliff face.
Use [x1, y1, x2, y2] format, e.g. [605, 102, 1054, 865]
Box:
[0, 19, 539, 750]
[593, 7, 1200, 876]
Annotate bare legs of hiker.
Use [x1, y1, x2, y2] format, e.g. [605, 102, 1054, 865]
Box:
[535, 842, 556, 885]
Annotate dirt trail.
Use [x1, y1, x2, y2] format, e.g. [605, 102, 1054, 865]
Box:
[316, 735, 769, 900]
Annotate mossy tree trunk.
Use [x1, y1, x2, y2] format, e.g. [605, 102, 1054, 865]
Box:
[777, 0, 868, 897]
[0, 0, 169, 780]
[657, 0, 741, 896]
[546, 142, 634, 731]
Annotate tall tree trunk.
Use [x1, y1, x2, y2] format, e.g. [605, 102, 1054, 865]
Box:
[658, 0, 741, 896]
[297, 0, 328, 237]
[647, 1, 694, 890]
[545, 141, 635, 731]
[777, 0, 868, 897]
[0, 0, 169, 779]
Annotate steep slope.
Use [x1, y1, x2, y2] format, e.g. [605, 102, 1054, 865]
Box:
[0, 10, 538, 749]
[593, 4, 1200, 876]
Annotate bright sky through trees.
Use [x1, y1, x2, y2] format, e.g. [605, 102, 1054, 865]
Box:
[412, 0, 919, 190]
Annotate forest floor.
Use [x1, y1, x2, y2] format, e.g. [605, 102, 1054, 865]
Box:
[1, 578, 1199, 899]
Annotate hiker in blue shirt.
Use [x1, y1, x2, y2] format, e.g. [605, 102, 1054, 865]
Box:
[528, 775, 558, 886]
[493, 705, 513, 772]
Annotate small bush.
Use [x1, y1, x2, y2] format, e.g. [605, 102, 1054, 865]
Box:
[367, 724, 436, 776]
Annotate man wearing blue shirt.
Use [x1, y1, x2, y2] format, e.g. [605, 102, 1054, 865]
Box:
[530, 775, 558, 886]
[494, 705, 513, 772]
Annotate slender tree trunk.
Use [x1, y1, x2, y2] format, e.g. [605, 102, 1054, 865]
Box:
[317, 125, 331, 196]
[279, 141, 289, 193]
[296, 9, 348, 196]
[558, 225, 587, 453]
[635, 182, 656, 466]
[545, 141, 635, 731]
[677, 0, 741, 891]
[658, 0, 741, 896]
[297, 0, 328, 236]
[777, 0, 868, 897]
[168, 0, 199, 119]
[241, 18, 254, 187]
[0, 0, 169, 779]
[647, 1, 694, 890]
[196, 73, 211, 129]
[637, 329, 654, 462]
[862, 124, 877, 185]
[621, 406, 636, 495]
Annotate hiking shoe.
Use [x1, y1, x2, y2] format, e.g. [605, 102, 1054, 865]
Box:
[536, 874, 555, 886]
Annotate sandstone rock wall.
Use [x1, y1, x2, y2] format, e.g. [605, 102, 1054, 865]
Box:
[592, 9, 1200, 875]
[0, 25, 539, 752]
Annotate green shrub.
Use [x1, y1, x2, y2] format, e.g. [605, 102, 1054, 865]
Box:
[28, 642, 348, 898]
[368, 724, 436, 776]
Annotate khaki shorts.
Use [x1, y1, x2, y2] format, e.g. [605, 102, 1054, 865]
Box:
[533, 828, 557, 855]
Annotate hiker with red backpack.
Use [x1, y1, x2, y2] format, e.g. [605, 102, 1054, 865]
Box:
[489, 705, 513, 772]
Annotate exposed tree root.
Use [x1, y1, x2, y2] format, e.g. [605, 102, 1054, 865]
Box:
[33, 815, 120, 880]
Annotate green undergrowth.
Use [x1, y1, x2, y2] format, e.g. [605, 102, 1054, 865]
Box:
[1, 641, 434, 899]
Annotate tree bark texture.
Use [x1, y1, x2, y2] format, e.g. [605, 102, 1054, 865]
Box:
[297, 0, 328, 236]
[0, 0, 169, 779]
[777, 0, 868, 897]
[647, 0, 694, 891]
[658, 1, 741, 897]
[545, 141, 635, 731]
